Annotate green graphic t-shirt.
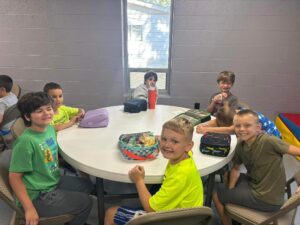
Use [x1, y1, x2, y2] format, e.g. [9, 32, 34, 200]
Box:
[9, 125, 61, 205]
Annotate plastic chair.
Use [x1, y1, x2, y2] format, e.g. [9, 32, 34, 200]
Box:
[0, 104, 21, 150]
[126, 206, 213, 225]
[10, 117, 26, 140]
[286, 170, 300, 199]
[0, 155, 74, 225]
[11, 83, 21, 99]
[225, 172, 300, 225]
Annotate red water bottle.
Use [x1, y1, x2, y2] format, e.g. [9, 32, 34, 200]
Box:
[148, 87, 157, 109]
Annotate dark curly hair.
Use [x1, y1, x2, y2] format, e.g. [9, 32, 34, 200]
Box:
[17, 92, 53, 126]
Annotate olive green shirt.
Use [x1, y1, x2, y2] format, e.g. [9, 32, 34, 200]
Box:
[233, 134, 289, 205]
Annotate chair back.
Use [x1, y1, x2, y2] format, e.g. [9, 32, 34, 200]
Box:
[0, 105, 21, 151]
[0, 104, 21, 130]
[0, 165, 25, 218]
[277, 191, 300, 224]
[225, 192, 300, 225]
[126, 207, 212, 225]
[294, 170, 300, 185]
[11, 84, 21, 99]
[0, 151, 75, 225]
[11, 118, 26, 140]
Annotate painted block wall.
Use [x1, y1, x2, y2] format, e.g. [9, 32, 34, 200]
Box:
[163, 0, 300, 119]
[0, 0, 299, 119]
[0, 0, 124, 109]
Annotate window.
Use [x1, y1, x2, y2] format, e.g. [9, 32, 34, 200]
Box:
[129, 25, 143, 41]
[124, 0, 172, 92]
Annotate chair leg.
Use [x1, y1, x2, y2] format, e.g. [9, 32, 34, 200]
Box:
[232, 219, 242, 225]
[220, 173, 224, 183]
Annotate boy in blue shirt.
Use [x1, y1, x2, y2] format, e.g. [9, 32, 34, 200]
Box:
[104, 117, 204, 225]
[9, 92, 93, 225]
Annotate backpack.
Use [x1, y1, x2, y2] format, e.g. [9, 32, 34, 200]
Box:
[200, 133, 231, 157]
[124, 99, 147, 113]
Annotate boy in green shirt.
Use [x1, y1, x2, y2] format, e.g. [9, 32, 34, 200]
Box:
[9, 92, 92, 225]
[43, 82, 85, 132]
[104, 117, 204, 225]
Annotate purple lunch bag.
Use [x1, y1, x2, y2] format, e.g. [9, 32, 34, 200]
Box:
[79, 108, 109, 128]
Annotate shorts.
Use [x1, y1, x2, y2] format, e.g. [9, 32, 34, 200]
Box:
[216, 174, 281, 212]
[114, 206, 146, 225]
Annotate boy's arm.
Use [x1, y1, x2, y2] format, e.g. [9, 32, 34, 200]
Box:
[206, 101, 216, 113]
[228, 164, 240, 189]
[197, 124, 234, 134]
[9, 172, 39, 225]
[53, 116, 78, 132]
[0, 113, 3, 124]
[207, 94, 222, 113]
[128, 166, 154, 212]
[286, 145, 300, 156]
[0, 103, 5, 124]
[135, 179, 153, 212]
[201, 119, 218, 127]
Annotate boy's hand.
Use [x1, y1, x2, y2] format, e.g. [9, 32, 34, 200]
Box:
[196, 125, 208, 134]
[25, 206, 39, 225]
[129, 165, 145, 183]
[78, 108, 85, 121]
[213, 92, 228, 104]
[213, 93, 223, 103]
[221, 92, 228, 99]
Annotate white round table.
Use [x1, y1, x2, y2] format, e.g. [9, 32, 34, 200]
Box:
[57, 105, 237, 225]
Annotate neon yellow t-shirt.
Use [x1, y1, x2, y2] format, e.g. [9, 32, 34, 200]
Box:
[149, 151, 203, 211]
[51, 105, 79, 125]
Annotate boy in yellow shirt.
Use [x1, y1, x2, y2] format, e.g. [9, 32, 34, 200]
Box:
[43, 82, 85, 131]
[104, 117, 204, 225]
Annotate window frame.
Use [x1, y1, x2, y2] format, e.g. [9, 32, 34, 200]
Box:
[123, 0, 173, 96]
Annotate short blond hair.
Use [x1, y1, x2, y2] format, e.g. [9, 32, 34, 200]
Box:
[235, 109, 259, 124]
[162, 117, 194, 141]
[217, 71, 235, 84]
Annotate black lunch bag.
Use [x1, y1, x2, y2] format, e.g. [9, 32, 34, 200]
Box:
[200, 133, 231, 157]
[124, 99, 147, 113]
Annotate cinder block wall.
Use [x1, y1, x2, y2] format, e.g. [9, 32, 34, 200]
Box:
[0, 0, 124, 109]
[163, 0, 300, 119]
[0, 0, 299, 119]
